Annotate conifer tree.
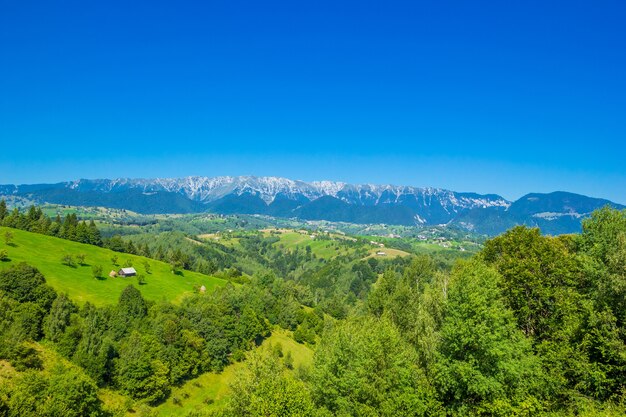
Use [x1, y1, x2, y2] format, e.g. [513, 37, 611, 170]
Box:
[0, 199, 7, 221]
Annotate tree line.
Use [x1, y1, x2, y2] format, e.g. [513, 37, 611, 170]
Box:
[0, 200, 102, 246]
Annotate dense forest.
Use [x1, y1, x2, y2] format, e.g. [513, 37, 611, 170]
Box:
[0, 204, 624, 416]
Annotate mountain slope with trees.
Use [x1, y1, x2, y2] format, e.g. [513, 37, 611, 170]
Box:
[0, 205, 625, 416]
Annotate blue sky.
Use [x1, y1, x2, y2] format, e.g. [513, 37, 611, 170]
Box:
[1, 0, 625, 203]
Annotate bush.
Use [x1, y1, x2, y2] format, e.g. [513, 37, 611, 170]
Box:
[62, 254, 75, 267]
[91, 265, 103, 279]
[8, 343, 43, 371]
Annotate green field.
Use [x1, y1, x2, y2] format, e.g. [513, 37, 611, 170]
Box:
[0, 227, 225, 305]
[364, 247, 411, 259]
[262, 229, 354, 258]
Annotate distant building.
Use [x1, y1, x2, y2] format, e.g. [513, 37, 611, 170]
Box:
[376, 251, 387, 256]
[109, 270, 117, 278]
[118, 267, 137, 277]
[200, 285, 207, 293]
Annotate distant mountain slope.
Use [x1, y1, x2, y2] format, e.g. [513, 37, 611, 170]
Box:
[452, 191, 625, 235]
[1, 177, 623, 235]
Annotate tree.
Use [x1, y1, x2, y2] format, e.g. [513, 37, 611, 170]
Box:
[0, 199, 7, 221]
[4, 230, 14, 246]
[0, 263, 56, 308]
[312, 316, 441, 416]
[91, 265, 103, 279]
[76, 253, 86, 265]
[61, 254, 75, 267]
[111, 285, 148, 338]
[480, 226, 581, 340]
[114, 331, 170, 404]
[224, 347, 315, 417]
[111, 255, 118, 265]
[576, 207, 626, 398]
[118, 285, 147, 319]
[87, 220, 102, 246]
[170, 260, 183, 275]
[72, 305, 114, 385]
[434, 260, 544, 415]
[0, 249, 8, 261]
[43, 293, 76, 343]
[7, 364, 103, 417]
[143, 260, 151, 274]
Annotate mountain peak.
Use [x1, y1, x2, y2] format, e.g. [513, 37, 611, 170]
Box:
[1, 176, 622, 235]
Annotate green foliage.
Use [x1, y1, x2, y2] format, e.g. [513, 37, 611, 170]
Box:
[434, 260, 545, 415]
[4, 230, 14, 245]
[91, 264, 103, 279]
[368, 257, 446, 370]
[0, 263, 57, 314]
[72, 304, 115, 385]
[1, 204, 103, 246]
[6, 364, 103, 417]
[479, 212, 626, 402]
[115, 331, 171, 404]
[223, 347, 316, 417]
[6, 342, 43, 371]
[43, 293, 76, 342]
[481, 226, 582, 340]
[312, 316, 441, 416]
[110, 285, 148, 339]
[0, 199, 7, 221]
[62, 253, 76, 267]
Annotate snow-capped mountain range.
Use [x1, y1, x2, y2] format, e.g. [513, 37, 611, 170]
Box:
[65, 176, 510, 209]
[0, 176, 622, 235]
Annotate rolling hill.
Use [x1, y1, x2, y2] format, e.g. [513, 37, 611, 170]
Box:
[0, 226, 225, 305]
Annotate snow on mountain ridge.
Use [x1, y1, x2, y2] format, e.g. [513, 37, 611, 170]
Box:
[63, 176, 511, 208]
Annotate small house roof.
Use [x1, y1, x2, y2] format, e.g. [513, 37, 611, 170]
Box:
[119, 267, 137, 274]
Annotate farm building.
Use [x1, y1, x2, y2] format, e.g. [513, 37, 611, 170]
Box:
[376, 251, 387, 256]
[109, 270, 117, 278]
[118, 267, 137, 277]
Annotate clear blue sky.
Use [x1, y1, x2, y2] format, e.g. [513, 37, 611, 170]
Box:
[1, 0, 625, 203]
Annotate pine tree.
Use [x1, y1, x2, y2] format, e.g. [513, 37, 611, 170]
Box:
[0, 199, 7, 221]
[88, 220, 102, 246]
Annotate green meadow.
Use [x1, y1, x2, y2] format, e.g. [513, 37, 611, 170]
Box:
[152, 329, 314, 416]
[0, 226, 225, 305]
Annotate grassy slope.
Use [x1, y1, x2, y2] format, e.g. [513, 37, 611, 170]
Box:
[263, 230, 356, 259]
[364, 247, 411, 259]
[152, 329, 314, 416]
[0, 226, 225, 306]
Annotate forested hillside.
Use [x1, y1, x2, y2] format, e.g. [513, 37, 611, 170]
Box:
[0, 205, 625, 416]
